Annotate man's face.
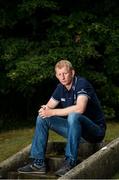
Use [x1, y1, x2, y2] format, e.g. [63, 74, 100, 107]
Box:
[55, 66, 75, 86]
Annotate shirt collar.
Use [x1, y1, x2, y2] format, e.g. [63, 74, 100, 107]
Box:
[63, 76, 77, 92]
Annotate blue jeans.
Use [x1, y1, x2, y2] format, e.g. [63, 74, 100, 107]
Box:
[30, 113, 105, 162]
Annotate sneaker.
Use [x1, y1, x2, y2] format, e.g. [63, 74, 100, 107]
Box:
[55, 158, 75, 177]
[17, 159, 46, 174]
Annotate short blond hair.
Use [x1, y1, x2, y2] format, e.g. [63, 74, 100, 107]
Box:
[55, 60, 73, 71]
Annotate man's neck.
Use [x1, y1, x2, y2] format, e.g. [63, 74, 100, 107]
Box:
[65, 81, 73, 91]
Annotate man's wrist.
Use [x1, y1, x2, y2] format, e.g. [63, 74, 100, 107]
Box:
[52, 109, 56, 116]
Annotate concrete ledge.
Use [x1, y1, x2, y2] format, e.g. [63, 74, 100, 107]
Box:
[59, 137, 119, 179]
[0, 141, 65, 174]
[0, 144, 31, 176]
[0, 141, 102, 178]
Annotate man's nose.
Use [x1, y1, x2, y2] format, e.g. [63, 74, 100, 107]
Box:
[61, 74, 65, 79]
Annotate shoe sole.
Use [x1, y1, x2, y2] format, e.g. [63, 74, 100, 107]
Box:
[18, 170, 46, 175]
[55, 172, 63, 177]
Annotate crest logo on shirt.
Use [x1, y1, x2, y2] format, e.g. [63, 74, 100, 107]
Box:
[61, 98, 66, 102]
[78, 89, 87, 94]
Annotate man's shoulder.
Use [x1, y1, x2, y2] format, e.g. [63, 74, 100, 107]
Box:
[76, 76, 94, 91]
[55, 83, 64, 91]
[56, 83, 63, 88]
[77, 76, 89, 84]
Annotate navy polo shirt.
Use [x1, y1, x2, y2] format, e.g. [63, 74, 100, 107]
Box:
[51, 76, 106, 128]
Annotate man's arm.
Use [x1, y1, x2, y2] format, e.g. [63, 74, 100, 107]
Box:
[46, 98, 59, 109]
[38, 97, 59, 117]
[39, 95, 88, 118]
[51, 95, 88, 116]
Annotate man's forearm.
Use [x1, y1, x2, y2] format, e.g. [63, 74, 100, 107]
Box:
[52, 105, 82, 117]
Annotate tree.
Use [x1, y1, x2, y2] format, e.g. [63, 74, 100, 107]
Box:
[0, 0, 119, 129]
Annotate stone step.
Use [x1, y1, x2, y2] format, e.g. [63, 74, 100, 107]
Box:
[6, 156, 83, 179]
[47, 157, 64, 171]
[8, 171, 57, 179]
[0, 141, 104, 179]
[5, 157, 63, 179]
[7, 157, 64, 179]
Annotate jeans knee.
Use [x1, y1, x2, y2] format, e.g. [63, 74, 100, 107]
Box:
[36, 115, 45, 126]
[68, 112, 81, 125]
[36, 115, 53, 128]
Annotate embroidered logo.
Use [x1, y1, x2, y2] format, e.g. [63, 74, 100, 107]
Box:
[78, 89, 87, 94]
[61, 98, 66, 101]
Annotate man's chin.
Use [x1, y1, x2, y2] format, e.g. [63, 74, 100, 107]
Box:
[62, 82, 71, 86]
[61, 82, 67, 86]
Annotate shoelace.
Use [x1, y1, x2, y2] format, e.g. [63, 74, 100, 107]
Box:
[34, 159, 44, 166]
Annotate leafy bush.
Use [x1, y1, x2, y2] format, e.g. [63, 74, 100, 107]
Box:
[0, 0, 119, 128]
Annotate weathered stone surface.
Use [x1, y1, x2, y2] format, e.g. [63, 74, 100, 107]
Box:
[0, 141, 104, 179]
[8, 171, 57, 179]
[59, 137, 119, 179]
[47, 157, 64, 171]
[0, 144, 31, 176]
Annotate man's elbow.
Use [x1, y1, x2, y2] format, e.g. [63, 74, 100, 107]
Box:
[75, 107, 85, 114]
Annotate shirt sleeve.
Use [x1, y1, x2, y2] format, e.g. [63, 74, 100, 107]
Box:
[76, 78, 93, 99]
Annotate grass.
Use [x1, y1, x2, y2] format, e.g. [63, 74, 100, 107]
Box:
[104, 121, 119, 141]
[0, 128, 65, 162]
[0, 121, 119, 163]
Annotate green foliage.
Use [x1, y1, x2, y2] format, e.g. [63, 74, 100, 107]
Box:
[103, 106, 116, 120]
[8, 55, 55, 94]
[0, 0, 119, 127]
[18, 0, 57, 15]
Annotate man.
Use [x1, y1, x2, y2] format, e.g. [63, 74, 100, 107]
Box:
[18, 60, 106, 176]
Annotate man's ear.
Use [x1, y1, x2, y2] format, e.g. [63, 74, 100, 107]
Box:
[72, 69, 75, 77]
[55, 73, 58, 79]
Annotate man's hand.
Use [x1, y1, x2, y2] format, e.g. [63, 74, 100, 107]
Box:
[38, 105, 54, 118]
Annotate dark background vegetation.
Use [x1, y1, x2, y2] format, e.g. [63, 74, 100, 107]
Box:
[0, 0, 119, 131]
